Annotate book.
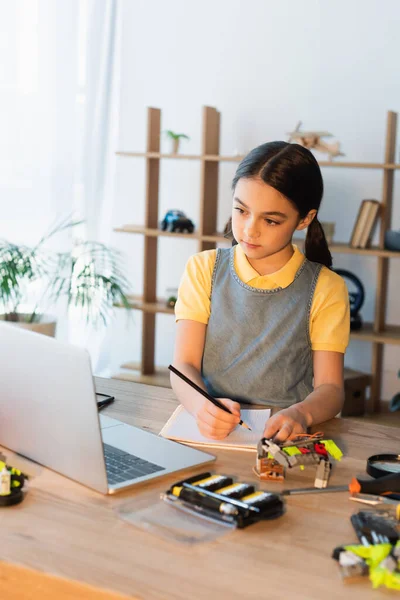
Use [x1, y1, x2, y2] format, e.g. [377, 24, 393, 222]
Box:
[159, 404, 271, 451]
[350, 199, 380, 248]
[350, 200, 371, 247]
[358, 200, 380, 248]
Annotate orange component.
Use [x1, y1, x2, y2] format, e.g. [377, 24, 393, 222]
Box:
[349, 477, 361, 495]
[258, 458, 285, 482]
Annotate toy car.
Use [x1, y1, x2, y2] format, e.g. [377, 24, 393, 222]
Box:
[160, 210, 195, 233]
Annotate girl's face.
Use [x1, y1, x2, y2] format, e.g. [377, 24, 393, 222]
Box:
[231, 178, 314, 262]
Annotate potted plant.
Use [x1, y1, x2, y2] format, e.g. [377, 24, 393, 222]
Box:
[0, 216, 131, 336]
[163, 130, 190, 154]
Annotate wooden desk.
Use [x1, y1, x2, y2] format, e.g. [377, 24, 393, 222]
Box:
[0, 377, 399, 599]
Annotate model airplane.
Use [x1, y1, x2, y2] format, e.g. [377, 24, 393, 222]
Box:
[287, 121, 344, 160]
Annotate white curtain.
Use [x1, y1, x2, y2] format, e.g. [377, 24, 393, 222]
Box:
[0, 0, 122, 370]
[82, 0, 121, 243]
[69, 0, 122, 372]
[0, 0, 80, 243]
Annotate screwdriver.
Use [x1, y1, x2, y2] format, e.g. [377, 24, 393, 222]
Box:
[348, 472, 400, 496]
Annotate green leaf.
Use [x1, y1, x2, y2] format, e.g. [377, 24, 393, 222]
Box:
[163, 130, 190, 141]
[163, 130, 178, 139]
[0, 215, 132, 327]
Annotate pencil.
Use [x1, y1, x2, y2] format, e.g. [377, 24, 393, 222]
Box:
[168, 364, 252, 431]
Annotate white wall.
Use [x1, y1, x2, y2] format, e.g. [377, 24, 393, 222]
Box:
[108, 0, 400, 398]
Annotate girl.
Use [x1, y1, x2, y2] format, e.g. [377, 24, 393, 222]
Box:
[171, 141, 350, 442]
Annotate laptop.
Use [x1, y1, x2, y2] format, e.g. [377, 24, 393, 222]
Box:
[0, 323, 215, 494]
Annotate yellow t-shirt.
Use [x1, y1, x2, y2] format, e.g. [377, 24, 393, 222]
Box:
[175, 245, 350, 353]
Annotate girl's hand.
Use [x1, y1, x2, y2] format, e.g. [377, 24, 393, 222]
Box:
[263, 406, 308, 442]
[196, 398, 241, 440]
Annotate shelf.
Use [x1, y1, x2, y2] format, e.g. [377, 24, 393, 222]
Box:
[113, 363, 171, 388]
[294, 238, 400, 258]
[114, 225, 231, 243]
[112, 365, 369, 390]
[351, 323, 400, 345]
[114, 225, 201, 239]
[116, 151, 400, 169]
[117, 151, 203, 160]
[116, 296, 174, 315]
[201, 232, 229, 243]
[329, 242, 400, 258]
[115, 227, 400, 257]
[318, 161, 400, 169]
[116, 299, 400, 345]
[116, 151, 247, 162]
[343, 367, 372, 384]
[116, 151, 245, 162]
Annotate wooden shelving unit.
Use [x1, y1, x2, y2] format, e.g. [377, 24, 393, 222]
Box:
[114, 227, 400, 258]
[114, 107, 400, 410]
[117, 151, 400, 170]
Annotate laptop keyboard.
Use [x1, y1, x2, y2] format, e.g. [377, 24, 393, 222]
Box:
[103, 443, 165, 485]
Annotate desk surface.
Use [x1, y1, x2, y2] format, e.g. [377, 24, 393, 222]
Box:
[1, 376, 399, 600]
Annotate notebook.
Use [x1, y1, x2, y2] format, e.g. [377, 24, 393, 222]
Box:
[159, 405, 271, 451]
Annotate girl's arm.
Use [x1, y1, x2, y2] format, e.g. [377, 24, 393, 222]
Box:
[171, 319, 208, 411]
[264, 350, 344, 441]
[171, 319, 240, 439]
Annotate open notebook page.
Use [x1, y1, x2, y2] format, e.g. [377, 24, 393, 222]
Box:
[159, 405, 271, 451]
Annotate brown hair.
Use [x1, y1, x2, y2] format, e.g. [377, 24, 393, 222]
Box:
[228, 141, 332, 267]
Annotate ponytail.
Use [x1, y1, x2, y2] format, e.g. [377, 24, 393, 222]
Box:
[305, 217, 332, 268]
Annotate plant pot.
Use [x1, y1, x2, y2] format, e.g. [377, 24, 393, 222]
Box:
[0, 313, 57, 337]
[172, 138, 180, 154]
